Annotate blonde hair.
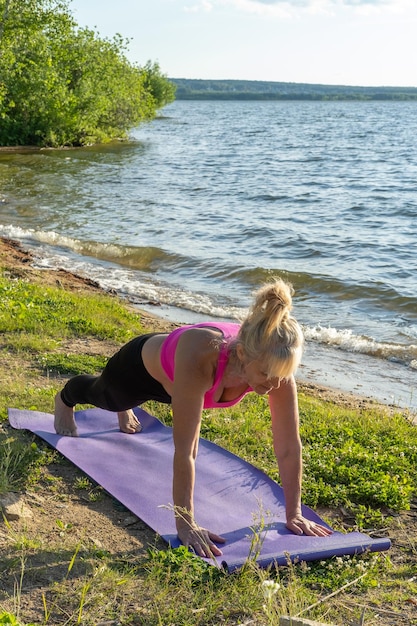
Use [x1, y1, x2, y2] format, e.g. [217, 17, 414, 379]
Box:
[236, 279, 304, 380]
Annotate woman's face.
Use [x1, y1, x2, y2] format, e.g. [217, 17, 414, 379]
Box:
[236, 346, 281, 394]
[243, 359, 281, 394]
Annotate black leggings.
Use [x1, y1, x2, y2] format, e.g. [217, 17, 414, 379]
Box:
[60, 333, 172, 411]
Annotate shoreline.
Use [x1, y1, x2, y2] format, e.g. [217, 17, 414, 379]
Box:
[1, 235, 413, 419]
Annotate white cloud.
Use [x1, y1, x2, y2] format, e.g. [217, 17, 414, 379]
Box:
[216, 0, 413, 12]
[249, 0, 403, 5]
[183, 0, 214, 12]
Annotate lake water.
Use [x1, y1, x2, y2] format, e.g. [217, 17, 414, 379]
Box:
[1, 100, 416, 411]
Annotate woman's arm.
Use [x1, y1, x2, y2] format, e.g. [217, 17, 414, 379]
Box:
[170, 330, 226, 556]
[268, 377, 332, 537]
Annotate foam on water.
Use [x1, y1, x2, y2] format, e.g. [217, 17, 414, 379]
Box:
[303, 325, 417, 366]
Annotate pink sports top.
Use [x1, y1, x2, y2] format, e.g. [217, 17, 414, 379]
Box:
[160, 322, 252, 409]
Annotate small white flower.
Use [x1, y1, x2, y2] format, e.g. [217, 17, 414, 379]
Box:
[262, 579, 280, 599]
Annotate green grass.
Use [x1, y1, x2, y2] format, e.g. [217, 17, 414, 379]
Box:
[299, 396, 417, 513]
[1, 267, 416, 625]
[196, 394, 417, 520]
[36, 353, 108, 377]
[0, 274, 144, 344]
[0, 439, 48, 495]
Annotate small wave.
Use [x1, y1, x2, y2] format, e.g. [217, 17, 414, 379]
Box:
[0, 223, 244, 320]
[303, 324, 417, 367]
[0, 224, 184, 272]
[248, 194, 289, 202]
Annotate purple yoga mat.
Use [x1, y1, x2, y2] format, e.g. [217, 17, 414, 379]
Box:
[8, 406, 391, 571]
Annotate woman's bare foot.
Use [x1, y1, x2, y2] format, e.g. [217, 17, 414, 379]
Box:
[118, 409, 142, 434]
[54, 392, 78, 437]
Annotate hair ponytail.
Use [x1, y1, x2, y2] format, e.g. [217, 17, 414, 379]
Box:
[236, 279, 304, 379]
[250, 280, 293, 337]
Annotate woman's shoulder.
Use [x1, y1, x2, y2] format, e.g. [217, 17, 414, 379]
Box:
[179, 325, 224, 349]
[170, 322, 238, 342]
[182, 322, 240, 340]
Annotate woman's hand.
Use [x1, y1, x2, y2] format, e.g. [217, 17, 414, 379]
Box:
[286, 514, 333, 537]
[177, 522, 226, 558]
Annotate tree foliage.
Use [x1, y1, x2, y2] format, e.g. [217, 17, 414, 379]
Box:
[0, 0, 176, 147]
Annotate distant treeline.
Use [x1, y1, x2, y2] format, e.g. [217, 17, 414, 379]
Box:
[170, 78, 417, 101]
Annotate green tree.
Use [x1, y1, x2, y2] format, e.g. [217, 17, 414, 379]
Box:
[0, 0, 176, 147]
[140, 60, 176, 109]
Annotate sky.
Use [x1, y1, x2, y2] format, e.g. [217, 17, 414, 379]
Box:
[70, 0, 417, 87]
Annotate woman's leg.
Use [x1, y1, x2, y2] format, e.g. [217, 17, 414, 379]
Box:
[54, 334, 171, 436]
[54, 389, 143, 436]
[54, 391, 79, 437]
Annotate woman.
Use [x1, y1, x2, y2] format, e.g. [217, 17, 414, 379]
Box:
[54, 279, 331, 556]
